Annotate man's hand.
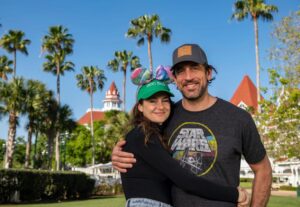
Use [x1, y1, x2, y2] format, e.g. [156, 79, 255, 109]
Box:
[111, 140, 136, 173]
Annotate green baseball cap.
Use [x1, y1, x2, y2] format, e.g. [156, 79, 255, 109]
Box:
[137, 79, 174, 101]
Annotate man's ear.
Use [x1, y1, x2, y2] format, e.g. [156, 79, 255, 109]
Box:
[207, 69, 213, 81]
[138, 104, 143, 112]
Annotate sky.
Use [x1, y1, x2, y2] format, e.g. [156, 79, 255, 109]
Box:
[0, 0, 299, 140]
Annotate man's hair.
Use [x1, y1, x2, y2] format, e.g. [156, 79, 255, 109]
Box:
[172, 62, 218, 85]
[205, 63, 217, 85]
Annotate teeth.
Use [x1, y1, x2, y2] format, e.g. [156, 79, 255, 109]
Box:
[186, 84, 196, 89]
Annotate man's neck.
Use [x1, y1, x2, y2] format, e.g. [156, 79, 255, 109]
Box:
[182, 94, 217, 112]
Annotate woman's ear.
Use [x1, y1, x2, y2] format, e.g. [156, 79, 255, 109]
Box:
[138, 103, 143, 112]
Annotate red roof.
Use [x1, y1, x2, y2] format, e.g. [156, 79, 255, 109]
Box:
[77, 111, 105, 125]
[230, 75, 263, 111]
[109, 81, 117, 94]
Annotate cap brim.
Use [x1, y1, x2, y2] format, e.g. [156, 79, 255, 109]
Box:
[171, 57, 203, 71]
[139, 89, 174, 101]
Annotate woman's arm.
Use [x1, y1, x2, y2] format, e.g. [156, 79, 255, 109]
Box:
[128, 131, 239, 203]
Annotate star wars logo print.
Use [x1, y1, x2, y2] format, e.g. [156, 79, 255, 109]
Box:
[169, 122, 217, 176]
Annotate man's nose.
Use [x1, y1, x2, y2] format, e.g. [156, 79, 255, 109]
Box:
[183, 68, 193, 80]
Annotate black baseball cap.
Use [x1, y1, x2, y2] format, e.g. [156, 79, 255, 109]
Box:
[171, 44, 208, 71]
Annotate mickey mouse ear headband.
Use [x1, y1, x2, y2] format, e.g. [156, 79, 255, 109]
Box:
[131, 65, 174, 86]
[131, 65, 174, 101]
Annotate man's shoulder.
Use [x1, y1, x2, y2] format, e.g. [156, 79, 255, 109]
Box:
[216, 98, 250, 117]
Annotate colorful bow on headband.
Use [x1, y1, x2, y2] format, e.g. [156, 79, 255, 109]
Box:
[131, 65, 174, 85]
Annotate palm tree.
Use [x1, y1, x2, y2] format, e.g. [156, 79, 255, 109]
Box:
[232, 0, 278, 113]
[24, 80, 51, 168]
[105, 110, 131, 141]
[76, 66, 106, 165]
[34, 97, 75, 170]
[40, 96, 58, 169]
[126, 14, 171, 72]
[0, 78, 26, 168]
[107, 50, 140, 111]
[0, 30, 31, 78]
[0, 55, 13, 80]
[42, 25, 74, 170]
[56, 104, 76, 169]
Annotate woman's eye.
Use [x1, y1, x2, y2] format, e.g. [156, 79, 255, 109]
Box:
[163, 99, 169, 103]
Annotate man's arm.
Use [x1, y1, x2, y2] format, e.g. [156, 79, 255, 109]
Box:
[111, 140, 136, 173]
[248, 155, 272, 207]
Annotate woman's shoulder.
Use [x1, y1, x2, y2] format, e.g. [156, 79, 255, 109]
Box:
[125, 127, 145, 142]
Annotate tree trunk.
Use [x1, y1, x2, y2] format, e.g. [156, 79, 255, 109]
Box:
[4, 112, 17, 168]
[123, 69, 126, 111]
[147, 35, 153, 73]
[90, 80, 95, 165]
[46, 130, 54, 170]
[24, 123, 33, 168]
[55, 63, 61, 171]
[13, 50, 16, 78]
[33, 131, 38, 168]
[253, 17, 261, 113]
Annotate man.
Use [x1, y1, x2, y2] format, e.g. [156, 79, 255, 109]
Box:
[112, 43, 272, 207]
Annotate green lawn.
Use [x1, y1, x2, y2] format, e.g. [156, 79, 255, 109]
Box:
[0, 196, 126, 207]
[269, 196, 300, 207]
[0, 195, 299, 207]
[240, 181, 253, 188]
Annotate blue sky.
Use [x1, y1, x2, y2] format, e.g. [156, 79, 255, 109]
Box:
[0, 0, 299, 139]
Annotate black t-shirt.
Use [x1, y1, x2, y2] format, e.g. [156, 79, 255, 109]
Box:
[121, 126, 238, 205]
[165, 98, 266, 207]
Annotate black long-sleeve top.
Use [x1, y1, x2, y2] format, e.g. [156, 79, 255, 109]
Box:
[121, 127, 238, 205]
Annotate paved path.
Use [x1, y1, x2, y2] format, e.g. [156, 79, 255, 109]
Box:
[270, 190, 297, 197]
[245, 189, 297, 198]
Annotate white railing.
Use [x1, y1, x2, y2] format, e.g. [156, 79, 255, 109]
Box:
[72, 162, 120, 179]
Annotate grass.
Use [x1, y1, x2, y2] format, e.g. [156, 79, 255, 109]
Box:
[0, 196, 126, 207]
[240, 181, 253, 188]
[0, 195, 299, 207]
[268, 195, 300, 207]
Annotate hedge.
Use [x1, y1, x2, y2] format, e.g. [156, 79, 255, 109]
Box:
[0, 169, 95, 203]
[279, 185, 297, 191]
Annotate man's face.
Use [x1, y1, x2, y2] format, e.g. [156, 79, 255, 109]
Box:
[173, 62, 212, 101]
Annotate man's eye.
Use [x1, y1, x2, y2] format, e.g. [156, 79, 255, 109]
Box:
[176, 68, 184, 74]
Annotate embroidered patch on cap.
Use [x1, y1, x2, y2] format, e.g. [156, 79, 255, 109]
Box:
[177, 45, 192, 57]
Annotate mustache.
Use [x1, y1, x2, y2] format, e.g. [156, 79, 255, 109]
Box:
[183, 80, 199, 86]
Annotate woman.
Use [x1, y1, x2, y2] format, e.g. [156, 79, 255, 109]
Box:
[121, 71, 249, 207]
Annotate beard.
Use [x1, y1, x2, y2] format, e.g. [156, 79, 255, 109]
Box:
[180, 80, 208, 101]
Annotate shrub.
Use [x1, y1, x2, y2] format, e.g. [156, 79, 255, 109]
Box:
[93, 182, 123, 196]
[0, 169, 95, 203]
[240, 178, 253, 182]
[279, 185, 297, 191]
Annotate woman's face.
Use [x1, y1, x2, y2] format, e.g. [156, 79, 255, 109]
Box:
[138, 93, 171, 125]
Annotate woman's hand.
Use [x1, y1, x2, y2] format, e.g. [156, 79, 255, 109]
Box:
[237, 187, 250, 207]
